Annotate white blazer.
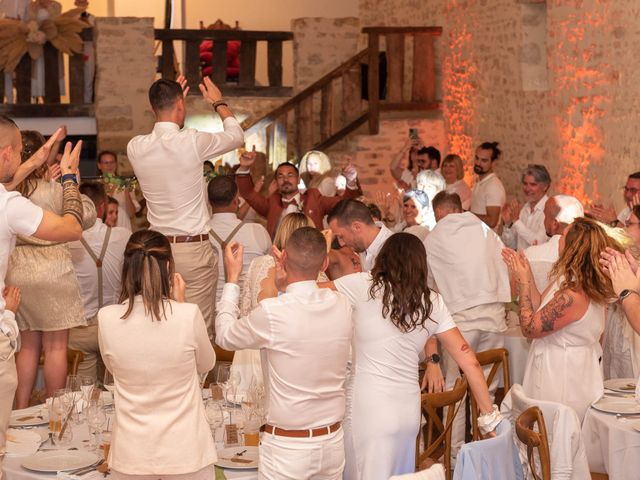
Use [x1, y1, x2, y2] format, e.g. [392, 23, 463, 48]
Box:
[98, 298, 216, 475]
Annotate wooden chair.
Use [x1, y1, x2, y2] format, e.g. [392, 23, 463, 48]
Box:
[67, 349, 85, 376]
[469, 348, 510, 440]
[416, 376, 468, 480]
[515, 406, 551, 480]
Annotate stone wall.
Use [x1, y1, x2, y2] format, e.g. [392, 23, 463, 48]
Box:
[357, 0, 640, 212]
[94, 17, 156, 174]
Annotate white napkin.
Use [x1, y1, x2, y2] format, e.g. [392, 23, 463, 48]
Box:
[57, 472, 103, 480]
[5, 428, 42, 456]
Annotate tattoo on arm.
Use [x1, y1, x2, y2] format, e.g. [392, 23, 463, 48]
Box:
[539, 292, 573, 332]
[518, 283, 536, 336]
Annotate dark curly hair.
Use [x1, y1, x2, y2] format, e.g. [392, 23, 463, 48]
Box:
[369, 232, 433, 332]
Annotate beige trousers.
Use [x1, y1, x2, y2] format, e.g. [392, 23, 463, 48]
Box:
[0, 334, 18, 479]
[68, 322, 103, 383]
[170, 241, 218, 342]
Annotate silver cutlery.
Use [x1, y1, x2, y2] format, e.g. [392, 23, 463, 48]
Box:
[68, 459, 105, 476]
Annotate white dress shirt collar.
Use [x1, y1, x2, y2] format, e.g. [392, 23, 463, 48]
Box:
[211, 212, 239, 222]
[286, 280, 319, 294]
[153, 121, 181, 133]
[475, 172, 496, 186]
[525, 194, 548, 215]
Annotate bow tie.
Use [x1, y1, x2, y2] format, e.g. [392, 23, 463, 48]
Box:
[282, 198, 299, 207]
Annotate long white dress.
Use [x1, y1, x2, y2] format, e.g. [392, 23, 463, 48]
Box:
[522, 279, 605, 422]
[334, 272, 456, 480]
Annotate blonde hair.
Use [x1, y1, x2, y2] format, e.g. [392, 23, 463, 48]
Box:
[298, 150, 333, 191]
[273, 213, 315, 250]
[550, 217, 633, 304]
[441, 154, 465, 181]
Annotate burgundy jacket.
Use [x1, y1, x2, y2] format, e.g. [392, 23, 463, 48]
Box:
[236, 173, 362, 238]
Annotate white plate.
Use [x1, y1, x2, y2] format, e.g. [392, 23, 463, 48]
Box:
[22, 450, 100, 473]
[592, 397, 640, 415]
[215, 446, 259, 469]
[9, 408, 49, 427]
[604, 378, 637, 394]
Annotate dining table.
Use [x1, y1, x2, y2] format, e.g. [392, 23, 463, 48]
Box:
[581, 393, 640, 480]
[3, 406, 258, 480]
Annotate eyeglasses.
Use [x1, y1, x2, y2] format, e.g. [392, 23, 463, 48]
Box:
[623, 186, 640, 194]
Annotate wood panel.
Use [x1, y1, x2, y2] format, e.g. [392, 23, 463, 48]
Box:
[211, 40, 228, 85]
[295, 95, 313, 156]
[155, 29, 293, 42]
[239, 40, 257, 87]
[43, 42, 60, 103]
[0, 103, 94, 117]
[367, 33, 380, 135]
[412, 33, 436, 103]
[161, 40, 176, 79]
[15, 55, 31, 104]
[184, 40, 201, 92]
[341, 65, 362, 124]
[68, 50, 85, 104]
[385, 33, 405, 103]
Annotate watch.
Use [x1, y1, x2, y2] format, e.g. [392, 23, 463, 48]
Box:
[427, 353, 441, 365]
[619, 289, 640, 302]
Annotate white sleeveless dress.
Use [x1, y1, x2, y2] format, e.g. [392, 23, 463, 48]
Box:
[522, 279, 605, 422]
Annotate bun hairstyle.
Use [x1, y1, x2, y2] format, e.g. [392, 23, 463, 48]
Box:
[478, 141, 502, 161]
[119, 230, 175, 321]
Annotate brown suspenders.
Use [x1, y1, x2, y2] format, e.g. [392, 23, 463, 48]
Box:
[209, 221, 245, 250]
[80, 227, 112, 308]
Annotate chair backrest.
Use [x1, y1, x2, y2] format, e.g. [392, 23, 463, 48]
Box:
[416, 376, 468, 480]
[67, 349, 85, 376]
[470, 348, 510, 440]
[515, 407, 551, 480]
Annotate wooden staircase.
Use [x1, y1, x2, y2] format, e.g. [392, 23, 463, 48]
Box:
[242, 26, 443, 167]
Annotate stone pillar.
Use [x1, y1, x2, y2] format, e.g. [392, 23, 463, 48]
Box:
[94, 17, 156, 174]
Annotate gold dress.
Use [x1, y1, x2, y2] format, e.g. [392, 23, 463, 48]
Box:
[6, 179, 96, 332]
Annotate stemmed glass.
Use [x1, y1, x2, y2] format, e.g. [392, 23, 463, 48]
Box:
[86, 399, 106, 452]
[204, 399, 225, 446]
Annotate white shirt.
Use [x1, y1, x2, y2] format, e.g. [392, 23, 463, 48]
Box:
[208, 212, 271, 303]
[501, 195, 549, 251]
[0, 185, 43, 339]
[524, 234, 560, 293]
[618, 206, 632, 225]
[425, 212, 510, 332]
[68, 219, 130, 319]
[361, 224, 394, 272]
[127, 118, 244, 235]
[399, 169, 416, 188]
[216, 281, 353, 429]
[446, 179, 472, 210]
[470, 173, 506, 216]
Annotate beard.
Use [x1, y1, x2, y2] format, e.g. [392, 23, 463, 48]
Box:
[473, 165, 485, 175]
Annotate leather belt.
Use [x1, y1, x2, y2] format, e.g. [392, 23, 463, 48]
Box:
[260, 422, 341, 438]
[166, 234, 209, 243]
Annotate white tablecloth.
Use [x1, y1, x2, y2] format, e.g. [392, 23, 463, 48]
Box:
[2, 423, 257, 480]
[581, 407, 640, 479]
[503, 325, 530, 386]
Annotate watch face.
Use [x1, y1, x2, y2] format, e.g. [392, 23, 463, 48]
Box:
[431, 353, 441, 364]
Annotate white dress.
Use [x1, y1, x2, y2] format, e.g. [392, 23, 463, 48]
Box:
[334, 272, 456, 480]
[522, 279, 605, 422]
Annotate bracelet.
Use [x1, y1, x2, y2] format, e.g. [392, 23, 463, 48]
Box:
[212, 99, 228, 111]
[477, 404, 503, 435]
[61, 173, 78, 184]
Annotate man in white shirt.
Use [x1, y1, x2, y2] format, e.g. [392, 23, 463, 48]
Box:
[127, 76, 244, 342]
[591, 171, 640, 226]
[427, 191, 511, 458]
[216, 227, 352, 479]
[0, 115, 84, 475]
[501, 164, 551, 250]
[68, 182, 130, 381]
[524, 194, 583, 293]
[207, 175, 271, 304]
[327, 199, 393, 272]
[470, 141, 506, 230]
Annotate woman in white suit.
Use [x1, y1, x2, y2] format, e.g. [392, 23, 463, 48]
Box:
[98, 230, 216, 479]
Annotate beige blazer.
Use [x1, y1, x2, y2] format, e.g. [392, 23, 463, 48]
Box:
[98, 298, 216, 475]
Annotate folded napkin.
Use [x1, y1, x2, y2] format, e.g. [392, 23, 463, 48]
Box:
[5, 428, 42, 456]
[12, 404, 46, 418]
[215, 466, 227, 480]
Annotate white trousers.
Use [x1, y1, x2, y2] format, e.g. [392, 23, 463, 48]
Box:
[0, 334, 18, 480]
[259, 428, 345, 480]
[443, 329, 504, 460]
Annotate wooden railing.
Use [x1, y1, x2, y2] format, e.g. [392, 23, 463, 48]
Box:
[0, 28, 94, 117]
[243, 26, 442, 165]
[155, 29, 293, 97]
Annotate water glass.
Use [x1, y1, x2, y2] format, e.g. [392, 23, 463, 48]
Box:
[103, 370, 115, 393]
[86, 399, 106, 452]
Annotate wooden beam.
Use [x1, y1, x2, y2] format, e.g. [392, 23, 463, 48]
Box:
[44, 42, 60, 103]
[295, 95, 313, 155]
[239, 40, 257, 87]
[342, 65, 362, 124]
[69, 50, 85, 104]
[320, 81, 334, 142]
[385, 33, 405, 103]
[161, 40, 176, 79]
[15, 54, 31, 104]
[412, 33, 436, 102]
[211, 40, 228, 85]
[314, 112, 369, 152]
[367, 33, 380, 135]
[0, 103, 95, 117]
[184, 40, 201, 92]
[155, 29, 293, 42]
[267, 40, 283, 87]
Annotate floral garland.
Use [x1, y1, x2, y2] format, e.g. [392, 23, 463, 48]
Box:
[101, 173, 138, 193]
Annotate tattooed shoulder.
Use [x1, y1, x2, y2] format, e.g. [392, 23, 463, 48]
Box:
[540, 291, 574, 332]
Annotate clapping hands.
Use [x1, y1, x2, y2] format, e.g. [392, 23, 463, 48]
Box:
[223, 241, 244, 284]
[600, 247, 640, 296]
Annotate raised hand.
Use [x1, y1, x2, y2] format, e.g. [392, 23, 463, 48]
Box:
[271, 246, 288, 292]
[59, 140, 83, 176]
[198, 76, 222, 105]
[342, 162, 358, 185]
[254, 176, 265, 192]
[176, 74, 190, 97]
[171, 273, 186, 302]
[607, 252, 640, 296]
[223, 241, 244, 284]
[29, 127, 63, 169]
[46, 163, 61, 182]
[589, 203, 617, 225]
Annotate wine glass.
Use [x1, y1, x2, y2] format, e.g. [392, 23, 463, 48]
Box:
[86, 399, 106, 452]
[103, 370, 115, 392]
[80, 376, 95, 402]
[228, 370, 241, 404]
[204, 399, 224, 445]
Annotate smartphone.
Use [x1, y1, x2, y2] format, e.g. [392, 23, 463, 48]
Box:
[408, 128, 418, 140]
